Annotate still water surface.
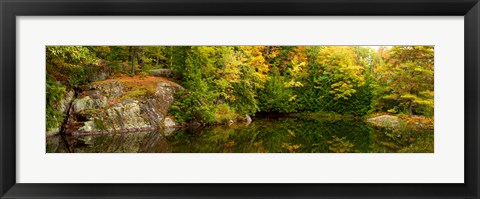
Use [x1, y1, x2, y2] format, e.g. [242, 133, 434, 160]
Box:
[46, 117, 433, 153]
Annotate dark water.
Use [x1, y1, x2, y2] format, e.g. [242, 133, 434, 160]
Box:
[46, 117, 433, 153]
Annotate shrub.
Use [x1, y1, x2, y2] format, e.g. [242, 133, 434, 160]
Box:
[258, 73, 294, 113]
[46, 76, 66, 131]
[214, 104, 239, 124]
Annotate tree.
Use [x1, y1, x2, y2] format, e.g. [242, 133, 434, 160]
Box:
[144, 46, 167, 67]
[46, 46, 98, 87]
[284, 46, 308, 88]
[377, 46, 434, 116]
[45, 46, 99, 130]
[139, 47, 145, 70]
[239, 46, 270, 89]
[258, 66, 293, 113]
[315, 46, 365, 100]
[131, 46, 138, 76]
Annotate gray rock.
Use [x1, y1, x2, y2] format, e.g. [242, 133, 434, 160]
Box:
[72, 96, 107, 113]
[367, 115, 399, 128]
[157, 82, 184, 93]
[97, 100, 150, 131]
[122, 98, 136, 105]
[121, 101, 151, 130]
[70, 79, 184, 134]
[79, 121, 96, 132]
[72, 96, 92, 113]
[57, 90, 74, 113]
[164, 117, 177, 128]
[149, 69, 173, 77]
[157, 82, 170, 87]
[244, 115, 252, 125]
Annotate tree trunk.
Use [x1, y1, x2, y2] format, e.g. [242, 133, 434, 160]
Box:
[131, 47, 137, 76]
[170, 46, 173, 68]
[140, 47, 145, 70]
[408, 100, 413, 117]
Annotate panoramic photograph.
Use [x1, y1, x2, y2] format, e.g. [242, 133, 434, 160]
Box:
[46, 46, 434, 153]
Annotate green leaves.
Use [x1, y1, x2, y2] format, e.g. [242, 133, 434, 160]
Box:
[258, 70, 294, 113]
[47, 46, 97, 65]
[46, 45, 434, 127]
[375, 46, 434, 116]
[316, 47, 365, 100]
[46, 75, 66, 130]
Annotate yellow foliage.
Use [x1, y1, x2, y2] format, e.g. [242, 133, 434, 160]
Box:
[317, 47, 365, 100]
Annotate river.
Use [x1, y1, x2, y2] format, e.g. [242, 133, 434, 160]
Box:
[46, 116, 433, 153]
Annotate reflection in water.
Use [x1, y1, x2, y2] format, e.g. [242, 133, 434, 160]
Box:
[47, 131, 171, 153]
[46, 117, 433, 153]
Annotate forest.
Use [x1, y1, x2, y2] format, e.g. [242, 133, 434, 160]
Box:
[46, 46, 434, 153]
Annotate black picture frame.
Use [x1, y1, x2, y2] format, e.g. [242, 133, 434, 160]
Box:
[1, 0, 479, 198]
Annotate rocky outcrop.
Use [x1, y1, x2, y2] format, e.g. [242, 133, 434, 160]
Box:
[46, 90, 75, 136]
[367, 115, 399, 128]
[67, 80, 184, 136]
[86, 60, 111, 82]
[85, 80, 123, 98]
[149, 69, 173, 77]
[367, 114, 434, 131]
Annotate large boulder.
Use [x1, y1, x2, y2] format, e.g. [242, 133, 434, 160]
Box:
[367, 115, 399, 128]
[68, 79, 184, 136]
[72, 96, 108, 113]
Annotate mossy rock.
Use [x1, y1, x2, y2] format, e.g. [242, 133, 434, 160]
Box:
[367, 115, 399, 128]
